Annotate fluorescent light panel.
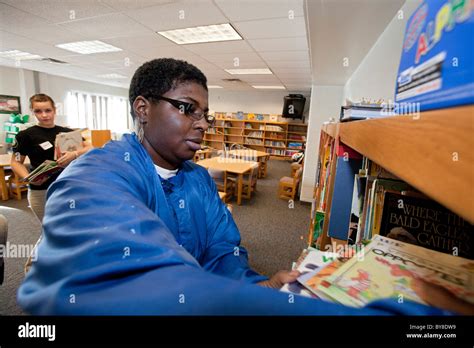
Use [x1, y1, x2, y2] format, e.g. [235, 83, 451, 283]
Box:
[225, 68, 272, 75]
[208, 85, 223, 88]
[252, 85, 286, 89]
[56, 40, 122, 55]
[0, 50, 43, 60]
[158, 23, 242, 45]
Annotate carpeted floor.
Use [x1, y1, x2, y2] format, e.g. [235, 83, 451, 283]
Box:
[0, 159, 310, 315]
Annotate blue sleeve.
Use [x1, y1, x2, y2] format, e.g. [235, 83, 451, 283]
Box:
[198, 168, 267, 284]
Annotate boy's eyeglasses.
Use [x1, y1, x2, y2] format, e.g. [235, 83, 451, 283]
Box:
[153, 96, 215, 126]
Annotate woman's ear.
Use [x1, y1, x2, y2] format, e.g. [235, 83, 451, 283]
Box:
[133, 96, 149, 124]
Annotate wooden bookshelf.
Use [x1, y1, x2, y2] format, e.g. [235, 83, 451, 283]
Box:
[319, 105, 474, 225]
[321, 122, 338, 138]
[204, 117, 308, 158]
[308, 104, 473, 254]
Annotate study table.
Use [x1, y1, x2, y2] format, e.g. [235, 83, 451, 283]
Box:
[196, 157, 258, 205]
[226, 149, 270, 178]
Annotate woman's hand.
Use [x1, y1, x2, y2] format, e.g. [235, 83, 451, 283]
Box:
[56, 151, 78, 168]
[257, 270, 301, 289]
[413, 279, 474, 315]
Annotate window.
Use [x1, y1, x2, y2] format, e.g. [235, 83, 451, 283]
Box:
[66, 91, 132, 134]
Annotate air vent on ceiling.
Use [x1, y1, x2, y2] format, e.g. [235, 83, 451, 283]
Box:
[40, 58, 68, 64]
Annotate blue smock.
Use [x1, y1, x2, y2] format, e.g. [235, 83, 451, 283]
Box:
[17, 134, 449, 315]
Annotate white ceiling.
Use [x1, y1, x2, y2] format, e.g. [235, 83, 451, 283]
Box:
[0, 0, 405, 92]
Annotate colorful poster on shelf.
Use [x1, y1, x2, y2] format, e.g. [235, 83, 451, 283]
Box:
[395, 0, 474, 111]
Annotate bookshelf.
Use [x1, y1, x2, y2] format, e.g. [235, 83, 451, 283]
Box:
[203, 117, 307, 158]
[309, 105, 474, 251]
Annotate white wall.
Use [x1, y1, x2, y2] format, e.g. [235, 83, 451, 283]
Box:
[38, 72, 128, 127]
[343, 0, 422, 102]
[0, 66, 23, 132]
[300, 85, 344, 202]
[208, 89, 310, 116]
[0, 65, 21, 98]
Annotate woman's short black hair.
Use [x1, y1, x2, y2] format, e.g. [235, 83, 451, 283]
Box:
[129, 58, 208, 118]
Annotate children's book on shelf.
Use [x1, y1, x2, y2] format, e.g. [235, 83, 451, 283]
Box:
[380, 191, 474, 259]
[316, 235, 474, 307]
[280, 248, 338, 298]
[326, 143, 363, 240]
[54, 129, 83, 160]
[24, 160, 63, 186]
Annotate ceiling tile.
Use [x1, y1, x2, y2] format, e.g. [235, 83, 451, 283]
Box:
[136, 45, 197, 60]
[274, 72, 311, 79]
[101, 0, 173, 11]
[233, 16, 306, 39]
[215, 0, 304, 21]
[126, 0, 228, 32]
[201, 52, 262, 65]
[57, 13, 152, 40]
[267, 60, 310, 68]
[248, 37, 308, 52]
[260, 50, 309, 62]
[271, 67, 311, 74]
[103, 34, 175, 57]
[213, 60, 268, 70]
[0, 31, 86, 59]
[1, 0, 116, 24]
[182, 40, 253, 55]
[237, 75, 282, 83]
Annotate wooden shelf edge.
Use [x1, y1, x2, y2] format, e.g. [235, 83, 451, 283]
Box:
[339, 105, 474, 224]
[322, 123, 338, 138]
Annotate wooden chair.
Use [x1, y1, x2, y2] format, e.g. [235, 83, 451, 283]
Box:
[208, 168, 234, 202]
[7, 172, 28, 200]
[228, 163, 259, 200]
[258, 155, 270, 178]
[91, 130, 112, 148]
[278, 167, 303, 200]
[291, 162, 302, 177]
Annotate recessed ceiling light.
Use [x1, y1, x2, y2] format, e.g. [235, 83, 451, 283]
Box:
[225, 68, 273, 75]
[252, 85, 286, 89]
[208, 85, 223, 88]
[98, 73, 127, 79]
[158, 23, 242, 45]
[56, 40, 122, 55]
[0, 50, 43, 60]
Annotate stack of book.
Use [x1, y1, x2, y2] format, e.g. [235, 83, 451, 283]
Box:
[281, 236, 474, 307]
[340, 104, 395, 122]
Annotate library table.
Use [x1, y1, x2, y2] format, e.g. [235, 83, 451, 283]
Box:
[197, 157, 258, 205]
[226, 149, 270, 178]
[0, 154, 30, 200]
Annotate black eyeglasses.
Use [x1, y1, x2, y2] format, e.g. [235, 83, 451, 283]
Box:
[153, 96, 215, 126]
